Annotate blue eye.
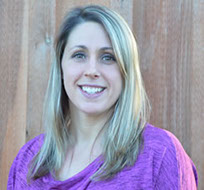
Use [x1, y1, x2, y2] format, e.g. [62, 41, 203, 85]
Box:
[72, 52, 86, 60]
[101, 54, 116, 62]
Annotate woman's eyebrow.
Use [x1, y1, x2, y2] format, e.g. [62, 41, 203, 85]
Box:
[100, 47, 113, 51]
[68, 45, 113, 52]
[69, 45, 87, 51]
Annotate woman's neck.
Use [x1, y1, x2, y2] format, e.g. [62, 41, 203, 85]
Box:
[69, 106, 112, 146]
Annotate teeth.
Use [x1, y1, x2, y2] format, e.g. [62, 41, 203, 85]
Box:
[81, 86, 104, 94]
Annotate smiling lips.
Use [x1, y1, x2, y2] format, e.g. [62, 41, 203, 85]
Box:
[78, 85, 106, 98]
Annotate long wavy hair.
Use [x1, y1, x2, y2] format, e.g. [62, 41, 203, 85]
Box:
[27, 5, 151, 182]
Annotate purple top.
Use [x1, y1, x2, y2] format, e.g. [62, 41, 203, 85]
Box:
[7, 124, 198, 189]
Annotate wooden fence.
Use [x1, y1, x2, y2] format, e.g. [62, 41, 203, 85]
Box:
[0, 0, 203, 189]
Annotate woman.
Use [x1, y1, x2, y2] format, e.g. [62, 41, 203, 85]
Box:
[8, 5, 198, 189]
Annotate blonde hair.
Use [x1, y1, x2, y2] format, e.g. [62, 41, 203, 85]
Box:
[27, 5, 151, 182]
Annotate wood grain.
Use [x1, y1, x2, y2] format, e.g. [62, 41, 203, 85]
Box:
[191, 0, 204, 189]
[133, 0, 203, 188]
[26, 0, 56, 142]
[133, 0, 192, 152]
[0, 1, 27, 189]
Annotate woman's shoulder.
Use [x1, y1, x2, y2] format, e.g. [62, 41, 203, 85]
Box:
[143, 123, 184, 152]
[11, 135, 44, 171]
[16, 134, 45, 161]
[7, 134, 45, 189]
[10, 134, 44, 169]
[142, 123, 193, 165]
[141, 123, 198, 188]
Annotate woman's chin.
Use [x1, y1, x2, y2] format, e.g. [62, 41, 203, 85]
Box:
[81, 109, 105, 117]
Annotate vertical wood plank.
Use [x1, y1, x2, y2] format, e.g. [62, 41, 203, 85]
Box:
[191, 0, 204, 189]
[133, 0, 193, 153]
[26, 0, 56, 141]
[0, 1, 28, 189]
[133, 0, 203, 188]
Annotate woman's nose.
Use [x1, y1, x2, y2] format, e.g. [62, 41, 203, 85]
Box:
[84, 58, 100, 79]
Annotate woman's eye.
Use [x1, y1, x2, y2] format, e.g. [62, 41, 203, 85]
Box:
[72, 52, 86, 60]
[101, 54, 116, 62]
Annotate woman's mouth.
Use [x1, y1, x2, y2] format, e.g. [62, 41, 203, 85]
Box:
[78, 85, 106, 98]
[81, 86, 105, 94]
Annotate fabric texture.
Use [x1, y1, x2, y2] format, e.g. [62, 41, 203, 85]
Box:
[7, 124, 198, 189]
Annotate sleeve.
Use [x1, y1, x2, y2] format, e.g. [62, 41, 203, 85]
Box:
[154, 131, 198, 190]
[7, 134, 44, 190]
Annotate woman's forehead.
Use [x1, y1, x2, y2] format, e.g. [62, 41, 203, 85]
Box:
[66, 21, 112, 50]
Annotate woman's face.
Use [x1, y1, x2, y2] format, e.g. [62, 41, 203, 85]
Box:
[61, 21, 122, 116]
